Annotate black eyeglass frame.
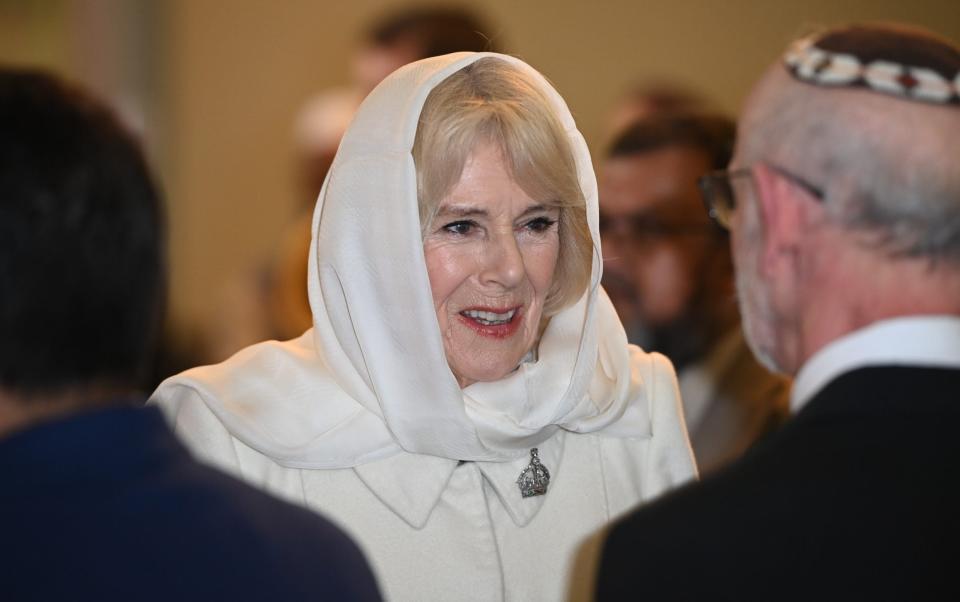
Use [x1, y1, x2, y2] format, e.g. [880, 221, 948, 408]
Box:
[698, 164, 824, 229]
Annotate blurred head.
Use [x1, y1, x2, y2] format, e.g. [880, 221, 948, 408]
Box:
[413, 57, 591, 386]
[726, 24, 960, 373]
[0, 69, 165, 399]
[355, 6, 498, 92]
[599, 113, 735, 365]
[606, 80, 710, 141]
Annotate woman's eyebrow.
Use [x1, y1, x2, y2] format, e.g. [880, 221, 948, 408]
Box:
[517, 204, 555, 218]
[437, 204, 487, 218]
[437, 203, 555, 219]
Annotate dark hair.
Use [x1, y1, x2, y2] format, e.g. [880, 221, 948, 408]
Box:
[607, 112, 736, 170]
[0, 68, 165, 394]
[367, 5, 498, 58]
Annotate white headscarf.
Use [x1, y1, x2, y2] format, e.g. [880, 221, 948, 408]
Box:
[155, 52, 656, 468]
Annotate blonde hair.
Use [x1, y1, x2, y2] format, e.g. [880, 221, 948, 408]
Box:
[413, 57, 592, 315]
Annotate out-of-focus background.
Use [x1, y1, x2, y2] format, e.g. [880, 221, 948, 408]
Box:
[3, 0, 958, 378]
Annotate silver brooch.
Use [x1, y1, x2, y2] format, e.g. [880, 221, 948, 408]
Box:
[516, 447, 550, 498]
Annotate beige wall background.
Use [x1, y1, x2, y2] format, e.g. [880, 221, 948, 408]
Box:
[3, 0, 959, 361]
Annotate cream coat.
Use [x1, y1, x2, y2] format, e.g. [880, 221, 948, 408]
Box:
[159, 348, 694, 601]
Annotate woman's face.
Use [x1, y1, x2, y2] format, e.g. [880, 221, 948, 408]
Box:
[423, 142, 561, 388]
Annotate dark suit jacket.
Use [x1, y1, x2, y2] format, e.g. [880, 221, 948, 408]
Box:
[1, 405, 382, 602]
[596, 366, 960, 601]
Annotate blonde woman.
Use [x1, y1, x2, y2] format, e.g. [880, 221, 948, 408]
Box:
[153, 53, 695, 601]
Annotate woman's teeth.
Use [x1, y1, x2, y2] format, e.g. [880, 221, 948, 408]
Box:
[462, 308, 517, 325]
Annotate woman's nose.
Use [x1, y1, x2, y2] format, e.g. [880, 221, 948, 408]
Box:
[479, 231, 525, 289]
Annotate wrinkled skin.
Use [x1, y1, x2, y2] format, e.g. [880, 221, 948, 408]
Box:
[423, 142, 560, 388]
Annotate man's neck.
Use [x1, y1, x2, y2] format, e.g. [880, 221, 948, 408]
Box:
[795, 250, 960, 371]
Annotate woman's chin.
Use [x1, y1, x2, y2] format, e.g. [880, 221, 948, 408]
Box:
[451, 358, 526, 389]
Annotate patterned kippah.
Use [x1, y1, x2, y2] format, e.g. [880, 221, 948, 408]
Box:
[783, 25, 960, 105]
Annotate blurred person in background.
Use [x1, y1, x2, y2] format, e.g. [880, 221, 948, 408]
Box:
[0, 68, 380, 602]
[603, 80, 711, 145]
[599, 113, 790, 473]
[208, 5, 501, 362]
[153, 53, 695, 601]
[596, 23, 960, 600]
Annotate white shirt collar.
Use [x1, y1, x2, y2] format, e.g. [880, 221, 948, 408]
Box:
[791, 315, 960, 412]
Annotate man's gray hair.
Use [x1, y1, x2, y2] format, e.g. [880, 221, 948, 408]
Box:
[739, 38, 960, 263]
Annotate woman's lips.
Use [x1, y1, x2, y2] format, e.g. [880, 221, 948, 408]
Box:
[457, 306, 522, 339]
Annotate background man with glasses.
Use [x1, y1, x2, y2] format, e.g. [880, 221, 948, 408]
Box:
[593, 23, 960, 600]
[599, 113, 790, 474]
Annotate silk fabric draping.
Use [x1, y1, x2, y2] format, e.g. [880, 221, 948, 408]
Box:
[153, 52, 656, 468]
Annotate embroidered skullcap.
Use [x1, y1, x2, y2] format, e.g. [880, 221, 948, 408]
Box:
[784, 24, 960, 105]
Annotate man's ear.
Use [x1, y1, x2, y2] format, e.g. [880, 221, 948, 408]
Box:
[751, 164, 809, 277]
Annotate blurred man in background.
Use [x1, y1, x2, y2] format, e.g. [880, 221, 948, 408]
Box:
[599, 113, 789, 473]
[602, 80, 711, 146]
[596, 23, 960, 600]
[0, 68, 380, 601]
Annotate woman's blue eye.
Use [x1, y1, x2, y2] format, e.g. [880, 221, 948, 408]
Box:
[525, 217, 558, 233]
[443, 220, 475, 235]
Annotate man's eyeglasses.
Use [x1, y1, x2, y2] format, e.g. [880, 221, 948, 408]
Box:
[697, 165, 825, 229]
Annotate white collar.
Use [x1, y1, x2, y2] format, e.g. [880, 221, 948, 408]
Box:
[353, 431, 565, 528]
[791, 315, 960, 412]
